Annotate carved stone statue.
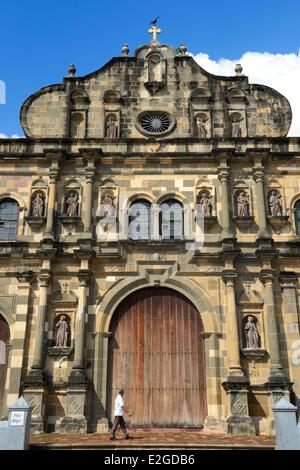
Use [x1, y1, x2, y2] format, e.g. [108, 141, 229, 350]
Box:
[231, 113, 243, 138]
[269, 190, 283, 216]
[100, 190, 116, 232]
[236, 191, 249, 217]
[245, 316, 259, 349]
[31, 192, 44, 217]
[55, 315, 68, 348]
[65, 192, 79, 217]
[106, 116, 118, 138]
[198, 192, 212, 217]
[196, 115, 207, 138]
[148, 54, 162, 82]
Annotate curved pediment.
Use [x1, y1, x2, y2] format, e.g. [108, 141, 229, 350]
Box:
[19, 38, 292, 140]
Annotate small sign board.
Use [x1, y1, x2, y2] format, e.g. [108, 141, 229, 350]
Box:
[9, 411, 25, 426]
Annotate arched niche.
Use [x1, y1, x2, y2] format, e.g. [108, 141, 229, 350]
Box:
[70, 89, 90, 105]
[70, 112, 86, 138]
[144, 51, 167, 95]
[103, 90, 121, 105]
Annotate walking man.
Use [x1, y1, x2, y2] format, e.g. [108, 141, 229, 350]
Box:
[110, 388, 130, 440]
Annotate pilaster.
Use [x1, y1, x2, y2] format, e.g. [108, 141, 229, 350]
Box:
[5, 271, 35, 408]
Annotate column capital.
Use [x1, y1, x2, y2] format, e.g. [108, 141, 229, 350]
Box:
[101, 331, 112, 339]
[279, 271, 298, 288]
[85, 172, 95, 184]
[43, 149, 65, 159]
[78, 269, 92, 286]
[217, 167, 231, 183]
[49, 168, 59, 182]
[38, 269, 52, 287]
[252, 164, 265, 182]
[259, 269, 274, 285]
[16, 270, 35, 285]
[222, 269, 238, 284]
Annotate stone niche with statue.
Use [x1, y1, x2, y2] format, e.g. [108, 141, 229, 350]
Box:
[47, 285, 77, 359]
[25, 178, 48, 229]
[96, 182, 118, 241]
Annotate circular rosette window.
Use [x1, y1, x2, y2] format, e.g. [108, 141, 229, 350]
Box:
[136, 111, 176, 137]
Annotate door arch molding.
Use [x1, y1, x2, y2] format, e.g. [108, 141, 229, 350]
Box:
[95, 275, 221, 335]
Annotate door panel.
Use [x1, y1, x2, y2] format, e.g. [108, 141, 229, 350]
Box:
[107, 287, 206, 427]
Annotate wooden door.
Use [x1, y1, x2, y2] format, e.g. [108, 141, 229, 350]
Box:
[0, 315, 10, 416]
[107, 287, 206, 427]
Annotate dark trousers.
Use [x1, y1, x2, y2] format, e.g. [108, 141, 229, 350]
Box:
[111, 415, 128, 437]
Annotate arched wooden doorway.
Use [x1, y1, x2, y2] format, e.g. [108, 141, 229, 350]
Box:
[0, 314, 10, 416]
[107, 287, 206, 427]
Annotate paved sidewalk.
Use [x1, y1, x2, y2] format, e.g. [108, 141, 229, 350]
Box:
[30, 429, 275, 450]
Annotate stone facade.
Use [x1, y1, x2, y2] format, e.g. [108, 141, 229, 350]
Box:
[0, 32, 299, 435]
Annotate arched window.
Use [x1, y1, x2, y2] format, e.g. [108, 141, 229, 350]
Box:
[159, 199, 183, 240]
[128, 199, 151, 240]
[294, 200, 300, 235]
[0, 198, 19, 241]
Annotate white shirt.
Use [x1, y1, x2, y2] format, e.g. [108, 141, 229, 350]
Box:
[114, 394, 124, 416]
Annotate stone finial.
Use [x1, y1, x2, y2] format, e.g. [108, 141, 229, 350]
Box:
[235, 63, 243, 76]
[68, 64, 76, 77]
[178, 44, 187, 55]
[122, 44, 129, 57]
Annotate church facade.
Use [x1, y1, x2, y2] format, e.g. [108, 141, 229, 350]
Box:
[0, 29, 300, 436]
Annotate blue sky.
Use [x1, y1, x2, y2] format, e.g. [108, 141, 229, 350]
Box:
[1, 0, 300, 136]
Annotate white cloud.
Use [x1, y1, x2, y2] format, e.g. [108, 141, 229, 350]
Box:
[194, 50, 300, 136]
[0, 133, 22, 139]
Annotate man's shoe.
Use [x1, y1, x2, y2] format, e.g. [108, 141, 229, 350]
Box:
[124, 435, 130, 440]
[109, 436, 115, 440]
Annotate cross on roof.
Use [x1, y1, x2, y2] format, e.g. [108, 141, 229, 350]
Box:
[148, 25, 161, 42]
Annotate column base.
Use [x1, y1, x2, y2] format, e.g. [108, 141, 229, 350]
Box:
[62, 378, 88, 433]
[24, 368, 45, 385]
[268, 369, 287, 382]
[42, 232, 55, 243]
[29, 415, 44, 434]
[204, 416, 225, 432]
[222, 376, 255, 435]
[68, 368, 88, 383]
[225, 415, 256, 436]
[58, 416, 87, 434]
[257, 229, 271, 240]
[96, 418, 109, 433]
[22, 377, 45, 434]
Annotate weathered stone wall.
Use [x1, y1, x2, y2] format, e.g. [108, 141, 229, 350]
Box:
[0, 37, 298, 435]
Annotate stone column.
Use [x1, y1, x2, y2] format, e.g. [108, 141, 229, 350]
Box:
[222, 270, 244, 377]
[83, 161, 95, 233]
[222, 270, 254, 435]
[23, 267, 51, 433]
[31, 270, 52, 373]
[71, 269, 91, 376]
[151, 204, 160, 240]
[5, 271, 34, 408]
[259, 271, 285, 380]
[93, 331, 112, 432]
[252, 159, 270, 239]
[218, 159, 234, 240]
[183, 204, 193, 239]
[44, 159, 60, 240]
